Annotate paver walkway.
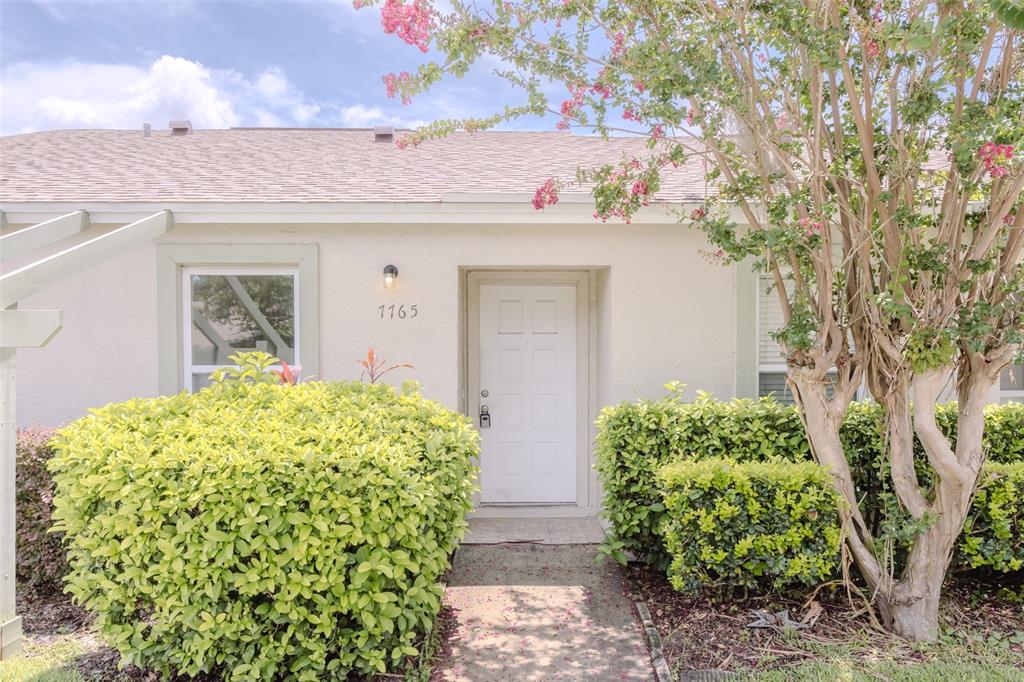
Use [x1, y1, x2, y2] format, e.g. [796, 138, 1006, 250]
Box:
[437, 544, 654, 681]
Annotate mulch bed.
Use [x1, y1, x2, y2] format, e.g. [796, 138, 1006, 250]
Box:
[622, 564, 1024, 675]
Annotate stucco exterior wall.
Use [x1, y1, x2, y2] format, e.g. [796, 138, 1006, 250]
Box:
[15, 221, 738, 428]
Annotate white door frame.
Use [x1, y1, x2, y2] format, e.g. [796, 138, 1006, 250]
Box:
[466, 270, 596, 517]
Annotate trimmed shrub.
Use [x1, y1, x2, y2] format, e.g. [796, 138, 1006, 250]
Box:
[657, 458, 842, 593]
[596, 390, 1024, 570]
[960, 463, 1024, 573]
[977, 402, 1024, 463]
[594, 389, 808, 566]
[49, 372, 479, 680]
[15, 427, 67, 592]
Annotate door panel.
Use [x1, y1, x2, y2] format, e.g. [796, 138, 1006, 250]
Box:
[478, 284, 577, 503]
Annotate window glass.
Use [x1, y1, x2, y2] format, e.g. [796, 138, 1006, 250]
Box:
[185, 270, 297, 389]
[1001, 363, 1023, 403]
[1000, 364, 1023, 391]
[758, 371, 793, 403]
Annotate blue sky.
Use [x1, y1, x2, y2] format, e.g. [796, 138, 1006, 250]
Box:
[0, 0, 552, 134]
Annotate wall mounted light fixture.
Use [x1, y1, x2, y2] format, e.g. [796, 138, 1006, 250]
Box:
[383, 264, 399, 290]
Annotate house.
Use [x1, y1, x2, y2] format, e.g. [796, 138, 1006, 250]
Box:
[1, 125, 1021, 519]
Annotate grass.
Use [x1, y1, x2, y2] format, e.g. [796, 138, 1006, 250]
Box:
[0, 636, 88, 682]
[743, 625, 1024, 681]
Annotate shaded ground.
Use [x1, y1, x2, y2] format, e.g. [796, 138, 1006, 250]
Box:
[623, 565, 1024, 680]
[434, 544, 653, 681]
[0, 590, 151, 682]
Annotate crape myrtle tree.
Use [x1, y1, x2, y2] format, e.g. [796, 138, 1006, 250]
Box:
[359, 0, 1024, 640]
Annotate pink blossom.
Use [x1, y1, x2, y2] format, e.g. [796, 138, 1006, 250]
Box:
[865, 40, 880, 58]
[352, 0, 369, 8]
[623, 109, 639, 121]
[532, 178, 560, 210]
[634, 80, 645, 93]
[690, 207, 706, 221]
[610, 32, 626, 60]
[650, 125, 664, 141]
[799, 216, 823, 236]
[686, 107, 697, 126]
[978, 142, 1014, 178]
[560, 85, 585, 118]
[382, 71, 414, 104]
[556, 119, 570, 130]
[395, 134, 420, 149]
[380, 0, 432, 52]
[631, 180, 650, 197]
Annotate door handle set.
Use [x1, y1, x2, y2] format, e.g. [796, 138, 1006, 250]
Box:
[479, 404, 491, 429]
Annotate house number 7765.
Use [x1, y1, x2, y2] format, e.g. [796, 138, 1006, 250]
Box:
[378, 304, 418, 319]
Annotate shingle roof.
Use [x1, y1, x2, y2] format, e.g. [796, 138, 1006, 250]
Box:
[0, 128, 713, 204]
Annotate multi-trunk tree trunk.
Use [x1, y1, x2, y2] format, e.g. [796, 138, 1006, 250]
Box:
[790, 354, 1007, 641]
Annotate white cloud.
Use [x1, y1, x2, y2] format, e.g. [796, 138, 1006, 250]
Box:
[337, 104, 428, 129]
[1, 54, 467, 135]
[0, 56, 325, 134]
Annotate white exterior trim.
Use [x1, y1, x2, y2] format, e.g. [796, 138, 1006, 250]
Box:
[0, 201, 746, 226]
[465, 270, 597, 517]
[0, 210, 88, 262]
[0, 211, 172, 308]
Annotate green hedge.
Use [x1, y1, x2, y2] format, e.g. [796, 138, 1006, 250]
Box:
[49, 373, 479, 680]
[595, 390, 1024, 569]
[960, 463, 1024, 573]
[657, 458, 841, 593]
[15, 428, 67, 593]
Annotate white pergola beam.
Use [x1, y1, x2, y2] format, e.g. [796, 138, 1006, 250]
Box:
[0, 210, 89, 263]
[0, 210, 172, 309]
[0, 310, 63, 349]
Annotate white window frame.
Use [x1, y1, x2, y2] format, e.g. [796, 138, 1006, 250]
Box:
[182, 265, 300, 392]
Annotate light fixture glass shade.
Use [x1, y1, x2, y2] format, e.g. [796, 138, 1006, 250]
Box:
[383, 264, 398, 290]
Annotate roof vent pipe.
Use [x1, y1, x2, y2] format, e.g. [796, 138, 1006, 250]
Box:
[143, 123, 151, 138]
[373, 125, 394, 142]
[169, 120, 193, 135]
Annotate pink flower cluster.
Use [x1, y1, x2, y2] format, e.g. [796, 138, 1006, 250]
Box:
[690, 206, 707, 221]
[382, 71, 414, 104]
[532, 178, 560, 210]
[799, 216, 824, 236]
[380, 0, 432, 52]
[557, 85, 586, 130]
[395, 133, 420, 149]
[623, 109, 639, 121]
[631, 179, 651, 204]
[610, 32, 627, 60]
[978, 142, 1014, 178]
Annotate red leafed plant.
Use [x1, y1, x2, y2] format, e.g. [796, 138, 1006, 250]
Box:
[273, 360, 300, 385]
[358, 347, 413, 384]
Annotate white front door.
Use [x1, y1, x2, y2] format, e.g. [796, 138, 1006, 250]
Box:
[477, 283, 577, 504]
